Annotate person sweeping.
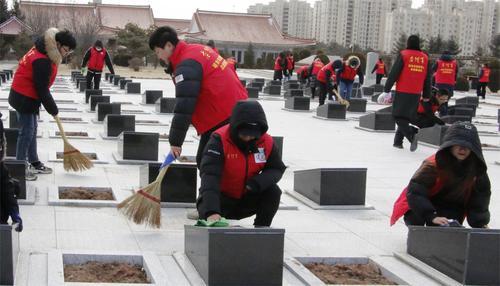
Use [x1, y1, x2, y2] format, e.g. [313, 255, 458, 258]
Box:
[9, 28, 77, 179]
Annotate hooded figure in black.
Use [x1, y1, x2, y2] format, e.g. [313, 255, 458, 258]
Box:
[196, 101, 286, 227]
[395, 122, 491, 228]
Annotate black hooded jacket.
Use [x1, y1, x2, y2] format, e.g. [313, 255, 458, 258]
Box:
[407, 122, 491, 227]
[197, 101, 286, 219]
[8, 32, 59, 115]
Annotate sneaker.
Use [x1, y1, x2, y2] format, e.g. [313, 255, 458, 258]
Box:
[30, 162, 53, 174]
[186, 210, 199, 220]
[393, 144, 403, 149]
[25, 167, 38, 181]
[410, 129, 419, 152]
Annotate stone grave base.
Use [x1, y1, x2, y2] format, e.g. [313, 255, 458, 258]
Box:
[285, 190, 374, 210]
[48, 186, 131, 207]
[354, 126, 395, 133]
[112, 152, 159, 165]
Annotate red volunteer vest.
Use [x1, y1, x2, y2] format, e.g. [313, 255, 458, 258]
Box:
[434, 59, 456, 85]
[286, 56, 294, 70]
[215, 125, 274, 199]
[376, 61, 385, 75]
[417, 99, 440, 114]
[168, 41, 248, 135]
[311, 59, 324, 76]
[317, 62, 335, 83]
[88, 47, 107, 71]
[396, 49, 428, 94]
[11, 47, 58, 100]
[274, 57, 283, 71]
[479, 67, 490, 83]
[297, 66, 308, 79]
[339, 64, 358, 81]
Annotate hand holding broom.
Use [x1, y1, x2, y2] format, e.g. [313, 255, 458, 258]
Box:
[332, 88, 350, 108]
[53, 115, 93, 172]
[118, 153, 176, 228]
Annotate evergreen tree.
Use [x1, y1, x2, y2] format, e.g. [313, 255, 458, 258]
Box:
[445, 36, 461, 55]
[392, 33, 407, 54]
[0, 0, 9, 23]
[10, 0, 22, 20]
[428, 35, 444, 54]
[489, 34, 500, 58]
[243, 43, 255, 68]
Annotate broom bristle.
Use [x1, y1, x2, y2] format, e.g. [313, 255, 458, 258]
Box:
[63, 142, 93, 172]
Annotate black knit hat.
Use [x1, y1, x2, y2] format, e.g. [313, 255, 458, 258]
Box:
[407, 35, 420, 50]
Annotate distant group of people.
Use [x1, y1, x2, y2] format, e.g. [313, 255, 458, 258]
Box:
[273, 51, 295, 81]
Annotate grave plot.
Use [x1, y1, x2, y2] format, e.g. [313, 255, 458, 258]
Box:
[284, 89, 304, 98]
[0, 224, 19, 286]
[263, 81, 282, 96]
[448, 105, 475, 117]
[282, 96, 311, 112]
[101, 114, 135, 139]
[120, 79, 133, 90]
[140, 163, 197, 207]
[48, 251, 168, 285]
[49, 151, 108, 164]
[247, 81, 264, 92]
[155, 98, 176, 114]
[370, 84, 384, 93]
[91, 102, 121, 123]
[55, 99, 76, 104]
[3, 160, 36, 204]
[314, 103, 348, 121]
[113, 76, 122, 86]
[347, 98, 367, 113]
[48, 186, 130, 207]
[184, 225, 285, 286]
[127, 82, 141, 94]
[113, 131, 159, 164]
[49, 131, 96, 140]
[89, 95, 110, 112]
[57, 107, 82, 113]
[122, 109, 151, 115]
[49, 117, 88, 124]
[289, 168, 373, 210]
[285, 257, 406, 285]
[142, 90, 163, 105]
[246, 87, 260, 99]
[401, 226, 500, 285]
[157, 134, 194, 143]
[356, 111, 395, 133]
[135, 119, 168, 126]
[361, 86, 375, 97]
[455, 96, 479, 106]
[85, 89, 103, 103]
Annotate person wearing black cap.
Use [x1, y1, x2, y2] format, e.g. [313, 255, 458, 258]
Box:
[390, 122, 491, 228]
[383, 35, 432, 151]
[81, 40, 115, 90]
[196, 101, 286, 227]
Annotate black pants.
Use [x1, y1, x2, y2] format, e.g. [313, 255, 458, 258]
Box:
[376, 74, 383, 85]
[318, 82, 334, 106]
[393, 117, 416, 146]
[86, 70, 102, 90]
[403, 209, 464, 226]
[195, 119, 230, 168]
[219, 184, 282, 227]
[309, 76, 317, 98]
[273, 70, 283, 81]
[393, 115, 434, 146]
[477, 82, 487, 99]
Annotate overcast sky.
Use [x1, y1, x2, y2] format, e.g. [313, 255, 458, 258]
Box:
[23, 0, 426, 19]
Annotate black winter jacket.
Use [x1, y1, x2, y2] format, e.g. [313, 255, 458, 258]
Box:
[197, 101, 286, 219]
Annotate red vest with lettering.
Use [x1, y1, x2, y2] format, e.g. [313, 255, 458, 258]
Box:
[339, 64, 358, 81]
[287, 56, 294, 70]
[274, 57, 283, 71]
[311, 59, 324, 76]
[479, 67, 490, 83]
[434, 59, 456, 85]
[11, 47, 58, 100]
[88, 47, 107, 71]
[215, 125, 274, 199]
[396, 49, 428, 94]
[376, 61, 385, 75]
[168, 41, 248, 134]
[317, 62, 335, 83]
[417, 99, 440, 114]
[297, 65, 308, 78]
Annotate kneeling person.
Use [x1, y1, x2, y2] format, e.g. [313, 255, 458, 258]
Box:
[197, 101, 286, 227]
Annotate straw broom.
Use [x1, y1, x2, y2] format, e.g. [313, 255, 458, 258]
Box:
[53, 116, 93, 172]
[118, 153, 176, 228]
[332, 88, 350, 108]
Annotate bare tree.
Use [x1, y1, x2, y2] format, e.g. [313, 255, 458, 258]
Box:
[22, 7, 58, 35]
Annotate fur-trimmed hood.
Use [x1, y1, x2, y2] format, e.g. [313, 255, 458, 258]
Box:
[34, 28, 62, 66]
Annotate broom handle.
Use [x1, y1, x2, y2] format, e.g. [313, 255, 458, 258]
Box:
[154, 153, 176, 183]
[53, 115, 69, 142]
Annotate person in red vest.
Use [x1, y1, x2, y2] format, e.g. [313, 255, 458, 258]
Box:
[316, 59, 342, 106]
[477, 63, 490, 100]
[196, 101, 286, 227]
[371, 57, 387, 85]
[390, 122, 491, 228]
[432, 51, 457, 116]
[296, 65, 309, 86]
[383, 35, 431, 151]
[308, 56, 325, 98]
[81, 40, 115, 90]
[273, 52, 286, 81]
[207, 40, 219, 54]
[226, 56, 237, 72]
[336, 56, 364, 101]
[149, 26, 248, 166]
[286, 52, 295, 81]
[393, 88, 449, 150]
[9, 28, 76, 180]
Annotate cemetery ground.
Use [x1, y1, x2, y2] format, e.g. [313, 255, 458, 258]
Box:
[0, 63, 499, 285]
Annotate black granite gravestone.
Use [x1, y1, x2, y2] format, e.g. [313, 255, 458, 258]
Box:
[362, 87, 374, 96]
[105, 73, 112, 81]
[75, 77, 86, 87]
[456, 96, 479, 107]
[4, 128, 18, 157]
[113, 76, 122, 86]
[284, 89, 304, 98]
[371, 93, 381, 103]
[347, 98, 367, 112]
[108, 74, 116, 83]
[293, 168, 367, 205]
[248, 82, 264, 92]
[272, 136, 283, 159]
[448, 106, 474, 117]
[285, 96, 309, 111]
[253, 78, 265, 83]
[97, 103, 121, 122]
[185, 226, 285, 286]
[418, 124, 448, 146]
[118, 132, 159, 161]
[104, 115, 135, 137]
[90, 95, 110, 111]
[79, 81, 87, 92]
[441, 115, 471, 124]
[127, 82, 141, 94]
[119, 79, 133, 90]
[359, 112, 395, 130]
[4, 160, 26, 199]
[85, 89, 103, 103]
[0, 72, 7, 83]
[371, 84, 384, 93]
[155, 98, 176, 113]
[316, 103, 346, 119]
[263, 85, 281, 95]
[408, 226, 500, 285]
[142, 90, 163, 104]
[140, 163, 197, 203]
[452, 104, 477, 117]
[351, 87, 362, 98]
[284, 82, 300, 90]
[0, 224, 19, 285]
[268, 80, 282, 86]
[246, 87, 259, 99]
[294, 168, 367, 205]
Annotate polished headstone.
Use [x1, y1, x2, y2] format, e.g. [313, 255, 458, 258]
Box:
[347, 98, 367, 113]
[118, 132, 159, 161]
[127, 82, 141, 94]
[142, 90, 163, 104]
[359, 112, 395, 130]
[104, 114, 135, 137]
[155, 98, 176, 114]
[96, 103, 121, 122]
[90, 95, 110, 111]
[284, 96, 309, 111]
[316, 103, 346, 119]
[85, 89, 103, 103]
[140, 163, 197, 203]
